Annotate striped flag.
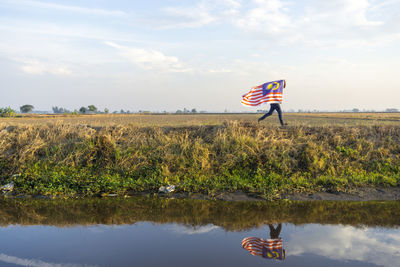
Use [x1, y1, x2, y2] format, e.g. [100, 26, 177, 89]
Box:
[241, 237, 284, 260]
[241, 80, 284, 106]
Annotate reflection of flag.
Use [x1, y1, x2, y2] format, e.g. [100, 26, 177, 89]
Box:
[241, 80, 284, 106]
[241, 237, 284, 260]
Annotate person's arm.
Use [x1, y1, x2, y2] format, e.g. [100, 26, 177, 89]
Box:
[283, 80, 286, 88]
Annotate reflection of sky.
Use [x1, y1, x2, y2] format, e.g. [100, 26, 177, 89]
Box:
[165, 224, 220, 235]
[0, 253, 96, 267]
[286, 224, 400, 267]
[0, 223, 399, 267]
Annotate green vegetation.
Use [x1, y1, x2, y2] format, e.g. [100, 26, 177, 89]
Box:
[0, 197, 399, 229]
[0, 107, 16, 117]
[1, 120, 400, 198]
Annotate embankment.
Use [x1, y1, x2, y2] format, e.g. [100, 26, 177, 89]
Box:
[1, 122, 400, 199]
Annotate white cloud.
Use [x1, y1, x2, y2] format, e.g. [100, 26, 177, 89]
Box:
[0, 0, 126, 17]
[105, 42, 191, 73]
[160, 0, 242, 29]
[235, 0, 292, 36]
[161, 0, 399, 47]
[19, 59, 72, 76]
[163, 5, 216, 28]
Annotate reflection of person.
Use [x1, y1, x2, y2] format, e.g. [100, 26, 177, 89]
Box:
[258, 80, 287, 126]
[241, 223, 285, 260]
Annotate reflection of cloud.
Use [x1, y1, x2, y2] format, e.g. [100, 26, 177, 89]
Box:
[0, 253, 97, 267]
[287, 225, 400, 267]
[167, 224, 220, 235]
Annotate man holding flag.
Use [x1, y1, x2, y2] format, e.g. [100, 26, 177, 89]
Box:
[241, 79, 287, 126]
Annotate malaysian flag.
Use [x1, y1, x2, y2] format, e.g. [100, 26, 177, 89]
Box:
[241, 237, 284, 260]
[241, 80, 284, 106]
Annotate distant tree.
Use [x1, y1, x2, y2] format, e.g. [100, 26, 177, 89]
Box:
[352, 108, 359, 112]
[20, 104, 34, 113]
[176, 109, 183, 114]
[52, 106, 70, 114]
[385, 108, 399, 113]
[120, 109, 125, 114]
[0, 107, 16, 117]
[183, 108, 189, 113]
[104, 108, 109, 114]
[113, 111, 117, 114]
[88, 105, 97, 113]
[191, 108, 197, 113]
[79, 107, 87, 114]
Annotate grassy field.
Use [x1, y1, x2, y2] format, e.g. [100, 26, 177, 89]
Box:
[1, 113, 400, 198]
[2, 112, 400, 127]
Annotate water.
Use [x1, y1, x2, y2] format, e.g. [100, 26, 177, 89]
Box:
[0, 198, 399, 267]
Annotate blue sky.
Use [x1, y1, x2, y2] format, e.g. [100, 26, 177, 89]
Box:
[0, 0, 399, 112]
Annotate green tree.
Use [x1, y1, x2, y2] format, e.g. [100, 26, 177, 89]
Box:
[104, 108, 109, 114]
[20, 104, 34, 113]
[88, 105, 97, 113]
[79, 107, 87, 114]
[0, 107, 16, 117]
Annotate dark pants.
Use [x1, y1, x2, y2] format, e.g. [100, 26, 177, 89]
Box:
[259, 104, 284, 125]
[268, 224, 282, 239]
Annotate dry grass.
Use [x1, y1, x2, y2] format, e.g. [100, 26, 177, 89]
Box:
[1, 112, 400, 127]
[1, 114, 400, 197]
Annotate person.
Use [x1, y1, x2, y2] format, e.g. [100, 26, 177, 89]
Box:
[241, 223, 285, 261]
[258, 80, 287, 126]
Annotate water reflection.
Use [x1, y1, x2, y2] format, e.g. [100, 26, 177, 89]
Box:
[1, 197, 399, 228]
[287, 224, 400, 267]
[0, 197, 399, 267]
[242, 224, 285, 260]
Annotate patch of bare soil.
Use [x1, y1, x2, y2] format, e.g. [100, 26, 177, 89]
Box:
[281, 187, 400, 201]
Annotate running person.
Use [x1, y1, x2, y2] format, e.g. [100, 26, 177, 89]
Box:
[258, 80, 287, 126]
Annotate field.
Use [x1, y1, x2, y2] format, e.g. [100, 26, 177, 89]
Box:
[1, 113, 400, 199]
[2, 112, 400, 127]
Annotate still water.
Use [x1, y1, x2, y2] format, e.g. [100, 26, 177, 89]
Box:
[0, 198, 399, 267]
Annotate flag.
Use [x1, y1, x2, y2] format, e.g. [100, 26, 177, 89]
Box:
[241, 80, 284, 106]
[241, 237, 284, 260]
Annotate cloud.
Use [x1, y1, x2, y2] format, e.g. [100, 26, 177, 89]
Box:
[160, 0, 242, 29]
[19, 59, 72, 76]
[0, 0, 126, 17]
[163, 5, 216, 28]
[105, 42, 190, 73]
[160, 0, 399, 47]
[0, 253, 96, 267]
[235, 0, 292, 36]
[287, 225, 400, 267]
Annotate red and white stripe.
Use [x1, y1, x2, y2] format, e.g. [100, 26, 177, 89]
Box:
[241, 85, 282, 106]
[241, 237, 282, 256]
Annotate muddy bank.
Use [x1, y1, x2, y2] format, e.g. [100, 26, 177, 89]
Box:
[129, 187, 400, 201]
[2, 187, 400, 201]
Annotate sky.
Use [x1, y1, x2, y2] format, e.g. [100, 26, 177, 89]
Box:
[0, 0, 399, 112]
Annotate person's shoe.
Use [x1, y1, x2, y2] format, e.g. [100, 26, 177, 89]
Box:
[281, 123, 288, 126]
[258, 118, 262, 123]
